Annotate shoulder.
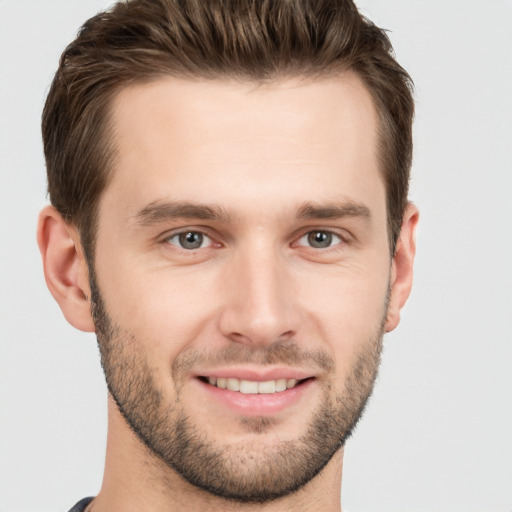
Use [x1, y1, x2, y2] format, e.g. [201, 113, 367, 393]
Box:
[67, 497, 94, 512]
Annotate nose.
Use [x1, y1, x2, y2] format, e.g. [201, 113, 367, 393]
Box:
[218, 245, 300, 347]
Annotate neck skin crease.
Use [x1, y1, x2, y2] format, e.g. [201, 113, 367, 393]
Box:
[90, 398, 344, 512]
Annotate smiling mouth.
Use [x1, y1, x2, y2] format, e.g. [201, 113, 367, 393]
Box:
[199, 376, 311, 394]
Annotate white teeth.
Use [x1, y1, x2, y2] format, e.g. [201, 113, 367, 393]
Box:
[206, 376, 302, 394]
[240, 380, 259, 394]
[286, 378, 297, 388]
[226, 378, 240, 392]
[257, 380, 276, 394]
[275, 378, 287, 392]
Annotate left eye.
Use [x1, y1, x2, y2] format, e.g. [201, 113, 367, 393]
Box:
[298, 230, 342, 249]
[166, 231, 212, 250]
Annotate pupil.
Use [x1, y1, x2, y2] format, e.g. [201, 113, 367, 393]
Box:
[308, 231, 331, 248]
[180, 232, 203, 249]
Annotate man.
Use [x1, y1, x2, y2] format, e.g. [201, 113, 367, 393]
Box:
[37, 0, 418, 510]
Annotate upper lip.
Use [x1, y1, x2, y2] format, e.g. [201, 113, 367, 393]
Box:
[194, 366, 316, 382]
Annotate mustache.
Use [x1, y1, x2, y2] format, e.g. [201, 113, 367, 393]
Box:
[172, 342, 334, 376]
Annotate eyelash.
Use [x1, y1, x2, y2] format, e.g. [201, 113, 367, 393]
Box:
[165, 230, 217, 251]
[163, 228, 347, 252]
[296, 230, 344, 250]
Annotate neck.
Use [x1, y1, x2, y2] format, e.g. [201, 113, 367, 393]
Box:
[91, 399, 344, 512]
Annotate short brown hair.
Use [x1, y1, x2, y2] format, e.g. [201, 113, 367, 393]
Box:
[42, 0, 414, 258]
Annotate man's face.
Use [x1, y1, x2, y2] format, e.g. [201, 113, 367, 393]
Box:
[91, 74, 392, 501]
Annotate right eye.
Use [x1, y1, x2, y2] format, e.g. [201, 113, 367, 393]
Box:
[165, 231, 213, 250]
[296, 230, 343, 249]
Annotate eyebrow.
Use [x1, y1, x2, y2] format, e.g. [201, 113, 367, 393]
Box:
[132, 199, 372, 227]
[133, 201, 232, 226]
[296, 201, 372, 223]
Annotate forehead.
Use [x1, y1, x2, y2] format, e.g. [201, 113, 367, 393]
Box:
[103, 74, 383, 221]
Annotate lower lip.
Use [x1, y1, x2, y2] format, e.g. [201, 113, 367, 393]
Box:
[195, 378, 315, 416]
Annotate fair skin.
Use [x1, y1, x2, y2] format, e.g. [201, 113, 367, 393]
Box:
[38, 74, 418, 512]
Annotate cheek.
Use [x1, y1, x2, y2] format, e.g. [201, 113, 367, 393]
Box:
[97, 259, 220, 367]
[296, 266, 389, 366]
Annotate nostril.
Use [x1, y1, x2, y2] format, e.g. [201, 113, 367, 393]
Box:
[227, 332, 251, 344]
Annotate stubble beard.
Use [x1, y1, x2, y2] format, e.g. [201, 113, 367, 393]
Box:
[89, 269, 386, 504]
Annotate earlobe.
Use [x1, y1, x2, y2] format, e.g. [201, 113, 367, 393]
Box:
[385, 202, 419, 333]
[37, 205, 95, 332]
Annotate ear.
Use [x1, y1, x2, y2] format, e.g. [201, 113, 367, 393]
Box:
[37, 205, 95, 332]
[385, 202, 419, 333]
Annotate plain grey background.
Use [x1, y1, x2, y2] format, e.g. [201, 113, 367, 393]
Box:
[1, 1, 511, 511]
